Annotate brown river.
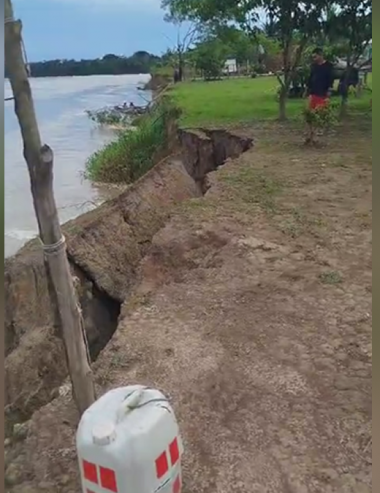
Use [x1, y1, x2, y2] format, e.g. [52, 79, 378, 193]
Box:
[5, 74, 151, 257]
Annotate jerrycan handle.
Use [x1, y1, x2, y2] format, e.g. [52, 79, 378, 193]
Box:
[116, 388, 145, 423]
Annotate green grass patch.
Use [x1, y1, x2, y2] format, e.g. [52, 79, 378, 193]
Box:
[85, 101, 179, 183]
[319, 271, 343, 285]
[170, 76, 372, 127]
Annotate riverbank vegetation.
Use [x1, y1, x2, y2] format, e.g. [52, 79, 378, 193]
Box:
[85, 99, 179, 183]
[85, 72, 371, 183]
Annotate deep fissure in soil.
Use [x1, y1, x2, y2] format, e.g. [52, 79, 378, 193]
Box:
[69, 128, 253, 360]
[4, 128, 253, 429]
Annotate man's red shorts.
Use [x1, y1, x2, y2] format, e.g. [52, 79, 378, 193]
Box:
[309, 95, 329, 110]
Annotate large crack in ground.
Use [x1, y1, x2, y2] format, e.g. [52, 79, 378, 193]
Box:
[4, 128, 253, 432]
[68, 261, 122, 361]
[5, 121, 372, 493]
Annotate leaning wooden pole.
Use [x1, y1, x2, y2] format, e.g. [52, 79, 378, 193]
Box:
[5, 0, 96, 415]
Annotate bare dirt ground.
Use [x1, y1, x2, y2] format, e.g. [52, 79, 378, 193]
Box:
[5, 119, 372, 493]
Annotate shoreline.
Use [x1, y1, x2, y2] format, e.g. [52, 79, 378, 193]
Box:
[5, 182, 127, 259]
[5, 74, 150, 258]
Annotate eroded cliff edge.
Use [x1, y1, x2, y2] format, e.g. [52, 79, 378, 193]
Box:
[4, 128, 253, 429]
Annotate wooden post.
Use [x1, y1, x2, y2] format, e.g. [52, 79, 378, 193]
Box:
[4, 0, 96, 416]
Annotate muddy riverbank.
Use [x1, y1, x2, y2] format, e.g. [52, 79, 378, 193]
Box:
[5, 120, 371, 493]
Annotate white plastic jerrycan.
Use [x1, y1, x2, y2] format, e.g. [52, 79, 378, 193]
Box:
[76, 385, 184, 493]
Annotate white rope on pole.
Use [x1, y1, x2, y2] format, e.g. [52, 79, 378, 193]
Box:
[39, 235, 67, 256]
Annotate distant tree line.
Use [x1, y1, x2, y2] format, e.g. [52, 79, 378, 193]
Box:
[6, 51, 162, 78]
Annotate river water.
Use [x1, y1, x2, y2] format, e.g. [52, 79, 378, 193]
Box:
[5, 74, 151, 258]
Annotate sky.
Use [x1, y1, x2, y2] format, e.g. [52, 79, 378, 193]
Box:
[13, 0, 184, 61]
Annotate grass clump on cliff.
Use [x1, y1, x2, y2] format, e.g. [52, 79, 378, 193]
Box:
[85, 100, 180, 183]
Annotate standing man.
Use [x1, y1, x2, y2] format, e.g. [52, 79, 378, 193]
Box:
[305, 47, 334, 144]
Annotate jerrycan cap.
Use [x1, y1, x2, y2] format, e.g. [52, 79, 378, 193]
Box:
[92, 421, 116, 446]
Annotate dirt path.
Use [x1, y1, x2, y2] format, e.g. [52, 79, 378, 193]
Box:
[6, 121, 372, 493]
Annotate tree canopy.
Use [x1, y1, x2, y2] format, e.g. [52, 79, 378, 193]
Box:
[191, 38, 230, 79]
[325, 0, 372, 64]
[162, 0, 372, 119]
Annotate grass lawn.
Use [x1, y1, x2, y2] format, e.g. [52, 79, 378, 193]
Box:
[170, 75, 372, 127]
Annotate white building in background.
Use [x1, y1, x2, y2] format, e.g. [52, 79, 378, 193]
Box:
[223, 59, 237, 75]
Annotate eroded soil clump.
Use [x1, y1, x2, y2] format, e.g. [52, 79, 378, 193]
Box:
[5, 121, 371, 493]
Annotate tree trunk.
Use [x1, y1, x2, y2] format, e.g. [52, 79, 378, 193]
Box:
[339, 57, 352, 119]
[340, 95, 349, 119]
[4, 0, 96, 416]
[178, 51, 184, 82]
[279, 85, 287, 121]
[278, 42, 292, 121]
[278, 35, 307, 122]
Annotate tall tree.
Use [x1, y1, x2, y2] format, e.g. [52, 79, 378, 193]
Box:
[162, 0, 328, 119]
[163, 7, 200, 81]
[176, 23, 200, 81]
[200, 26, 255, 68]
[325, 0, 372, 114]
[192, 38, 230, 79]
[264, 0, 328, 119]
